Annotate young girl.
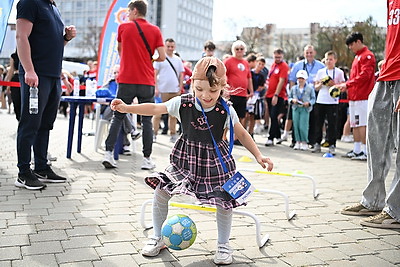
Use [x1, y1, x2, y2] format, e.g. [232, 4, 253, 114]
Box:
[288, 70, 316, 151]
[110, 57, 273, 265]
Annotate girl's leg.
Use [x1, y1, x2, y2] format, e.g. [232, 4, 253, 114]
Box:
[215, 206, 233, 265]
[152, 186, 171, 237]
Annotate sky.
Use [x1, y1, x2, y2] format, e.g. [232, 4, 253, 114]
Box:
[9, 0, 387, 42]
[212, 0, 387, 41]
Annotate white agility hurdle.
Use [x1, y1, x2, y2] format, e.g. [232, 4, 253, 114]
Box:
[139, 170, 318, 248]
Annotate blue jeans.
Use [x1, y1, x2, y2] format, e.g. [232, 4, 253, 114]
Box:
[105, 83, 154, 157]
[17, 75, 61, 173]
[362, 80, 400, 222]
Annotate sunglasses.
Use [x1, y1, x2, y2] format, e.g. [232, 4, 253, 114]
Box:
[235, 47, 244, 51]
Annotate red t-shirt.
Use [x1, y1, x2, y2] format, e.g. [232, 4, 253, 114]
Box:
[378, 0, 400, 82]
[224, 57, 251, 97]
[346, 46, 376, 101]
[117, 19, 164, 85]
[266, 61, 289, 98]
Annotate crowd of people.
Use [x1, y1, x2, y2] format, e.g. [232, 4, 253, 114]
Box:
[1, 0, 398, 265]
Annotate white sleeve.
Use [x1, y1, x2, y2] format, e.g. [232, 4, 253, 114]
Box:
[224, 106, 240, 129]
[164, 96, 182, 122]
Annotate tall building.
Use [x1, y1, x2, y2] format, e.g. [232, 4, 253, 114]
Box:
[57, 0, 214, 61]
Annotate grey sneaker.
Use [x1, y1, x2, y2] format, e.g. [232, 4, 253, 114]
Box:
[341, 203, 381, 216]
[311, 143, 321, 153]
[360, 211, 400, 229]
[214, 243, 233, 265]
[141, 236, 166, 257]
[328, 145, 336, 155]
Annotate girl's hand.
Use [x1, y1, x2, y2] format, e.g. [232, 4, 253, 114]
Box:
[256, 155, 274, 171]
[110, 99, 127, 112]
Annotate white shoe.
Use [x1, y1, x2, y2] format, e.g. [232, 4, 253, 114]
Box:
[122, 145, 131, 155]
[131, 130, 142, 141]
[141, 236, 166, 257]
[265, 139, 273, 146]
[153, 135, 157, 142]
[214, 243, 233, 265]
[254, 125, 262, 135]
[300, 143, 308, 151]
[281, 132, 288, 141]
[341, 135, 354, 143]
[102, 151, 117, 168]
[170, 134, 178, 143]
[293, 142, 300, 150]
[141, 157, 156, 170]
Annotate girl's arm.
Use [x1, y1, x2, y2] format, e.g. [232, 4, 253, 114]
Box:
[235, 122, 273, 171]
[110, 99, 168, 116]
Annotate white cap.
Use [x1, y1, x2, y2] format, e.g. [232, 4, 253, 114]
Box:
[296, 70, 308, 80]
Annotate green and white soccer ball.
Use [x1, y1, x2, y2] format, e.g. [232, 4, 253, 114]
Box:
[162, 214, 197, 250]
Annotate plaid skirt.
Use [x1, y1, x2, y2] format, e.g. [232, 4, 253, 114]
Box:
[145, 137, 242, 209]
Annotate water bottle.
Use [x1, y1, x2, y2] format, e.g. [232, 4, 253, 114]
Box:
[29, 86, 39, 114]
[91, 79, 97, 97]
[73, 77, 80, 96]
[85, 79, 91, 97]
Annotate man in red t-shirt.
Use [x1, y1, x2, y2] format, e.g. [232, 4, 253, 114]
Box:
[341, 0, 400, 229]
[103, 0, 165, 170]
[265, 48, 289, 146]
[337, 32, 376, 160]
[224, 40, 253, 133]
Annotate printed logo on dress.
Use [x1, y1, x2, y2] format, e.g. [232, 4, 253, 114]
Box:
[237, 63, 245, 71]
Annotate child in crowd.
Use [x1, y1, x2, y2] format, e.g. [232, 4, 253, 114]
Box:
[110, 57, 273, 265]
[312, 51, 345, 154]
[288, 70, 316, 150]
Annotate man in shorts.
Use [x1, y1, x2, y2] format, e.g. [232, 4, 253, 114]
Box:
[337, 32, 376, 160]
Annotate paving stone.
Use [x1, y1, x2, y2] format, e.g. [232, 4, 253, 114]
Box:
[56, 248, 100, 264]
[21, 241, 63, 256]
[11, 254, 58, 267]
[61, 236, 102, 249]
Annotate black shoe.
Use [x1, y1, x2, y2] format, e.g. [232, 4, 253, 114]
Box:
[15, 170, 46, 190]
[34, 167, 67, 183]
[233, 140, 242, 146]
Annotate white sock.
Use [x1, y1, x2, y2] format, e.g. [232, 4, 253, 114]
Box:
[152, 186, 171, 237]
[217, 206, 233, 244]
[361, 143, 367, 154]
[353, 142, 361, 154]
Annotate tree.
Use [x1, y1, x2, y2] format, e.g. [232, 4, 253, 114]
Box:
[315, 17, 385, 68]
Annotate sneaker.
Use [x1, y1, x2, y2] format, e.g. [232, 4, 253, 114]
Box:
[170, 134, 179, 143]
[342, 150, 356, 158]
[254, 125, 262, 135]
[360, 211, 400, 229]
[265, 139, 273, 146]
[141, 157, 156, 170]
[47, 153, 57, 161]
[281, 132, 288, 141]
[122, 146, 131, 155]
[276, 138, 283, 144]
[351, 151, 367, 161]
[34, 167, 67, 183]
[321, 141, 329, 147]
[311, 144, 321, 153]
[341, 135, 354, 143]
[153, 135, 157, 142]
[131, 131, 142, 141]
[341, 203, 381, 216]
[15, 170, 46, 190]
[329, 145, 336, 155]
[300, 142, 308, 151]
[293, 142, 300, 150]
[214, 243, 233, 265]
[289, 142, 295, 148]
[141, 236, 166, 257]
[102, 151, 117, 168]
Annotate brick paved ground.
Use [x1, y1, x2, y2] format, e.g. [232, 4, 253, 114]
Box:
[0, 110, 399, 266]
